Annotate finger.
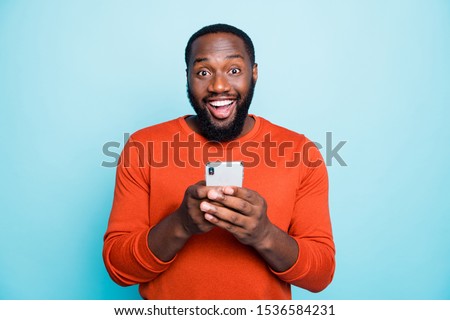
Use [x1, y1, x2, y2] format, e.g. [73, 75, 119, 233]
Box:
[208, 200, 225, 208]
[200, 201, 247, 227]
[206, 188, 226, 201]
[223, 186, 257, 204]
[188, 181, 218, 200]
[206, 191, 254, 216]
[195, 185, 225, 200]
[199, 201, 218, 214]
[195, 180, 206, 186]
[204, 212, 246, 235]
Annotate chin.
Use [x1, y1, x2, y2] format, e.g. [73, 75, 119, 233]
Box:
[207, 114, 237, 129]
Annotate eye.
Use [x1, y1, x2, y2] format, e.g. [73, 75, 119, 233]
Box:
[197, 70, 210, 77]
[229, 68, 241, 75]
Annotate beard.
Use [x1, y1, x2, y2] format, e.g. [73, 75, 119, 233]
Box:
[187, 79, 256, 142]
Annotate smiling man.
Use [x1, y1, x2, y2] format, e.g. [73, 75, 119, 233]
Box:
[103, 24, 335, 299]
[185, 30, 257, 142]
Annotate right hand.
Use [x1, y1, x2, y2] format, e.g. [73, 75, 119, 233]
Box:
[176, 180, 220, 236]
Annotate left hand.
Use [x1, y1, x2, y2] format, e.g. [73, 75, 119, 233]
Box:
[200, 186, 273, 249]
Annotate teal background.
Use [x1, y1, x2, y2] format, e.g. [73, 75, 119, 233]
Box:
[1, 0, 449, 299]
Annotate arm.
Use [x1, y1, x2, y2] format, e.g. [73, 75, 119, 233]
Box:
[201, 187, 299, 272]
[103, 136, 163, 286]
[147, 181, 217, 262]
[201, 144, 335, 292]
[102, 137, 216, 285]
[279, 143, 335, 292]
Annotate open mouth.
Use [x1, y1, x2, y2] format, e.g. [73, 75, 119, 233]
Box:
[206, 99, 237, 120]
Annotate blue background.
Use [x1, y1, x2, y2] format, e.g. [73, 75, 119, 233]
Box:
[1, 0, 449, 299]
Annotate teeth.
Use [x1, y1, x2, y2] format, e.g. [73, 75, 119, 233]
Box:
[209, 100, 234, 107]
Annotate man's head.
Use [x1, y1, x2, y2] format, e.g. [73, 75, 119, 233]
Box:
[185, 24, 258, 142]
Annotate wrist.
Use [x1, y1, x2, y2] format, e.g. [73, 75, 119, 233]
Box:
[253, 222, 276, 253]
[252, 223, 299, 272]
[173, 208, 193, 241]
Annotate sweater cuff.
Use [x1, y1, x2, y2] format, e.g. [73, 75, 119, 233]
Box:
[135, 228, 176, 273]
[270, 237, 310, 282]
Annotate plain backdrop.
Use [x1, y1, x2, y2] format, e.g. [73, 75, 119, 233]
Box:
[1, 0, 449, 299]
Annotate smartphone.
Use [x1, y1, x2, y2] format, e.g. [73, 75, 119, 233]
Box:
[205, 161, 244, 187]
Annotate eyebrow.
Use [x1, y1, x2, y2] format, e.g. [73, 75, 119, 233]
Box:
[193, 54, 245, 65]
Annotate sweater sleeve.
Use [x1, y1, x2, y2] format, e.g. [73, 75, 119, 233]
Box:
[271, 139, 335, 292]
[102, 136, 175, 286]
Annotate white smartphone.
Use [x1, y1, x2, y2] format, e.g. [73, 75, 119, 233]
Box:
[205, 161, 244, 187]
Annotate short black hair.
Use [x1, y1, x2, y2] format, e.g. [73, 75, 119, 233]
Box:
[185, 23, 255, 67]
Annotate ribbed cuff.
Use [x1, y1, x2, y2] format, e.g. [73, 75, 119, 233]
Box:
[134, 228, 176, 273]
[270, 237, 310, 282]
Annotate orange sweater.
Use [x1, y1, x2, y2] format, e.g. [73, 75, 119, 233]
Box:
[103, 115, 335, 299]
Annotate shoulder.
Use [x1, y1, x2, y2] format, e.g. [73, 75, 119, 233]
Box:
[257, 116, 324, 163]
[128, 117, 184, 142]
[256, 116, 310, 146]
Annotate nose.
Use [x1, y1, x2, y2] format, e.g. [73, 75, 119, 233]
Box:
[208, 73, 231, 94]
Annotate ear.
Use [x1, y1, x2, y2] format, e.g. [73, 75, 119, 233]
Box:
[252, 63, 258, 83]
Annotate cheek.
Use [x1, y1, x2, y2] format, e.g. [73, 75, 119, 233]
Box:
[232, 78, 251, 96]
[189, 79, 208, 98]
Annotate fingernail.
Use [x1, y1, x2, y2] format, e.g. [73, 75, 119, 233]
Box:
[208, 189, 224, 200]
[200, 202, 215, 212]
[224, 187, 234, 195]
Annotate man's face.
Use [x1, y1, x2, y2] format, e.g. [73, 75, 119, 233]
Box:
[187, 32, 258, 142]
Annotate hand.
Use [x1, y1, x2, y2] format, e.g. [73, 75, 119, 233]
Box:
[200, 186, 273, 249]
[148, 181, 223, 262]
[176, 181, 220, 237]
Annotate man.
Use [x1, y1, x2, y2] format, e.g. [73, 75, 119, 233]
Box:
[103, 23, 335, 299]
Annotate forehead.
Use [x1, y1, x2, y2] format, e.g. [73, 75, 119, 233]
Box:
[189, 32, 250, 66]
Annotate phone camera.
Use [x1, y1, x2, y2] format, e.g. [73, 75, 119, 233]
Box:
[208, 167, 214, 175]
